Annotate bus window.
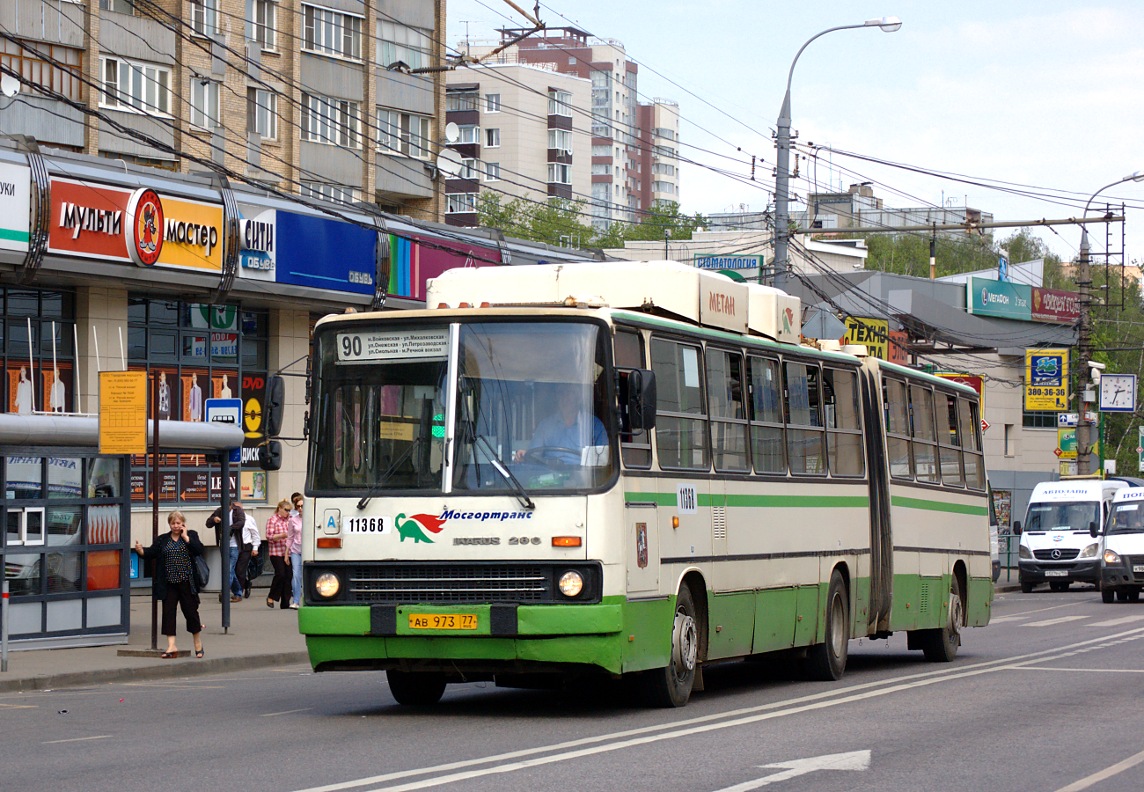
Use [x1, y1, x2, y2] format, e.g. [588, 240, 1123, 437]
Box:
[884, 378, 912, 479]
[936, 392, 964, 487]
[910, 384, 938, 482]
[706, 347, 749, 473]
[824, 367, 864, 477]
[784, 360, 825, 475]
[958, 397, 985, 490]
[615, 327, 651, 469]
[651, 338, 708, 471]
[748, 354, 785, 474]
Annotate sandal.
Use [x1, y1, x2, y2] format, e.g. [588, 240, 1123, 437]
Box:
[160, 651, 178, 659]
[195, 648, 204, 659]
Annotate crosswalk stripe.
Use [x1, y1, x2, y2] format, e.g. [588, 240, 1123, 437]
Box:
[1089, 614, 1144, 627]
[1023, 616, 1088, 627]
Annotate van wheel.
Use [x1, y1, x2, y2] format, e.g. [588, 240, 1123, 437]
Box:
[1117, 591, 1129, 602]
[386, 670, 446, 706]
[806, 570, 850, 681]
[1128, 589, 1141, 602]
[638, 586, 699, 707]
[1020, 581, 1034, 593]
[1049, 582, 1070, 592]
[1102, 588, 1116, 604]
[920, 575, 964, 663]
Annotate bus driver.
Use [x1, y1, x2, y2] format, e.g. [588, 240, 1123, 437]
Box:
[515, 387, 606, 465]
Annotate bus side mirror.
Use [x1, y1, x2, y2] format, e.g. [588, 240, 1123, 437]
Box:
[265, 375, 286, 437]
[1012, 520, 1022, 536]
[627, 368, 657, 432]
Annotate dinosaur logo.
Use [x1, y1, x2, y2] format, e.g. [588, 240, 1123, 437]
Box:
[395, 513, 447, 543]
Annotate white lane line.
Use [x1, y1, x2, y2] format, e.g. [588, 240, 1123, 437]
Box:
[45, 735, 111, 744]
[1023, 616, 1088, 627]
[1011, 666, 1144, 674]
[1056, 746, 1144, 791]
[293, 626, 1144, 792]
[1089, 614, 1144, 627]
[261, 708, 313, 717]
[0, 703, 37, 710]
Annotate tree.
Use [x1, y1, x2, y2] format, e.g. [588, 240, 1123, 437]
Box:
[475, 193, 593, 247]
[594, 201, 708, 249]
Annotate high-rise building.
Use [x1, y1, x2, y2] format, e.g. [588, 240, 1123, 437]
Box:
[1, 0, 446, 219]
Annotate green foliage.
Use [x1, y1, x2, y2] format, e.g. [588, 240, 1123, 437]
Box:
[595, 201, 709, 249]
[856, 228, 1066, 282]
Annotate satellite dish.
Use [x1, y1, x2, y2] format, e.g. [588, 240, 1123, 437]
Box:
[444, 122, 460, 143]
[436, 149, 465, 179]
[0, 74, 20, 99]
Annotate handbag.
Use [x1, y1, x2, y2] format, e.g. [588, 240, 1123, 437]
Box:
[192, 554, 210, 590]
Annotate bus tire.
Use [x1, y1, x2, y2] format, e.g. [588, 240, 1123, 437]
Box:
[920, 575, 964, 663]
[386, 670, 446, 706]
[805, 570, 849, 681]
[638, 585, 699, 708]
[1101, 588, 1116, 604]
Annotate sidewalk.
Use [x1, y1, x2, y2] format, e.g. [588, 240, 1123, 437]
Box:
[0, 589, 309, 694]
[2, 577, 1026, 694]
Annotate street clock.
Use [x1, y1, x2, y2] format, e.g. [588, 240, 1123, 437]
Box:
[1099, 373, 1137, 412]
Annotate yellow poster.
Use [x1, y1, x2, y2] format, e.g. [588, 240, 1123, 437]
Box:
[844, 317, 889, 360]
[99, 370, 149, 454]
[1024, 348, 1069, 411]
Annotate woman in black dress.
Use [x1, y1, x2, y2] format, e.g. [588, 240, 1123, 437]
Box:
[134, 510, 205, 658]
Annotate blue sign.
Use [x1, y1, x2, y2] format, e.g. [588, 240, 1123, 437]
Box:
[694, 254, 763, 270]
[205, 398, 243, 463]
[276, 212, 377, 295]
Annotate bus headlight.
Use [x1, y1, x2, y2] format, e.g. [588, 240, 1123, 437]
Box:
[1104, 549, 1122, 565]
[558, 570, 584, 598]
[314, 572, 341, 599]
[1080, 543, 1099, 559]
[1019, 544, 1032, 559]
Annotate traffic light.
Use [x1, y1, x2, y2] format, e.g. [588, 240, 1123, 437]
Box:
[260, 440, 282, 471]
[265, 375, 285, 437]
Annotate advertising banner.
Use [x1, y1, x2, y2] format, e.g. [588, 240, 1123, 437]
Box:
[967, 277, 1032, 321]
[1031, 287, 1080, 324]
[1025, 348, 1069, 411]
[276, 211, 377, 295]
[237, 206, 276, 282]
[693, 254, 763, 271]
[0, 161, 31, 253]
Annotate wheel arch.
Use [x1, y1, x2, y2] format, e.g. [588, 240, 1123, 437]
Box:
[678, 570, 709, 664]
[952, 559, 968, 626]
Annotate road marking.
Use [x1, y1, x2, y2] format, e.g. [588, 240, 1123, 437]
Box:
[1012, 666, 1144, 674]
[1055, 746, 1144, 791]
[1089, 614, 1144, 627]
[294, 626, 1144, 792]
[0, 702, 37, 710]
[261, 708, 312, 717]
[1022, 616, 1087, 627]
[713, 750, 870, 791]
[45, 735, 110, 744]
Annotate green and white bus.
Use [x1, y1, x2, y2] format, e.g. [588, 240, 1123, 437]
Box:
[298, 260, 992, 707]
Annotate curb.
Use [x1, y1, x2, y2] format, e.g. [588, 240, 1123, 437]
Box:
[0, 651, 310, 694]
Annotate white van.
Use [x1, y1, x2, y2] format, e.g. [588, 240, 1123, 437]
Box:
[1013, 478, 1127, 593]
[1096, 488, 1144, 603]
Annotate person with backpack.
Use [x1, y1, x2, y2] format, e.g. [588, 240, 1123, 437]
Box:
[206, 499, 246, 602]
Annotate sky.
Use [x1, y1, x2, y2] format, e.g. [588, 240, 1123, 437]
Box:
[444, 0, 1144, 267]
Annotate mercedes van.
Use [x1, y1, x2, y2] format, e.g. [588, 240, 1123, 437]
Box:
[1013, 478, 1127, 593]
[1096, 487, 1144, 603]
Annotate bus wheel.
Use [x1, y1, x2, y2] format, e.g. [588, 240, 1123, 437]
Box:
[639, 586, 699, 708]
[1102, 588, 1116, 604]
[806, 570, 850, 681]
[920, 575, 964, 663]
[386, 670, 446, 706]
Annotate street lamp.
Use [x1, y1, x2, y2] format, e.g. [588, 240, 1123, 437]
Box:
[1075, 170, 1144, 474]
[771, 16, 902, 288]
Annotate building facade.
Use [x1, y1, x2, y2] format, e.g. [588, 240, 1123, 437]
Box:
[1, 0, 445, 219]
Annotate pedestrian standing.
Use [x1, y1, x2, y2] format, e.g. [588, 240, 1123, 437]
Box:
[233, 505, 262, 600]
[264, 499, 292, 609]
[288, 492, 304, 609]
[205, 499, 245, 600]
[134, 511, 205, 658]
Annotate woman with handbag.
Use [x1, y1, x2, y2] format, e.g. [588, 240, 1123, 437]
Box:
[134, 510, 205, 659]
[264, 500, 293, 609]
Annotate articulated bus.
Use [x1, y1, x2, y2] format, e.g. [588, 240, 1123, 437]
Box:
[298, 260, 991, 707]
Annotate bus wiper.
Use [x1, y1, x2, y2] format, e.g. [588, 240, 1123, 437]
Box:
[473, 434, 535, 511]
[357, 436, 424, 510]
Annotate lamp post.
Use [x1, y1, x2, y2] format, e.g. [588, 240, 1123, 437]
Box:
[1076, 170, 1144, 474]
[771, 16, 902, 288]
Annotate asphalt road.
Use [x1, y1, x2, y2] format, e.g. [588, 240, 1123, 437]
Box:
[4, 587, 1144, 792]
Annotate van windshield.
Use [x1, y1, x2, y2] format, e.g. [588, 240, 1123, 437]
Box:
[1107, 503, 1144, 535]
[1024, 501, 1100, 532]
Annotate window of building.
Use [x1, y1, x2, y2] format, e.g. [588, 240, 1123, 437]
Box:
[302, 93, 360, 148]
[485, 128, 500, 148]
[100, 56, 171, 115]
[1, 288, 76, 415]
[485, 93, 500, 112]
[99, 0, 135, 12]
[303, 3, 363, 60]
[1022, 410, 1057, 428]
[591, 144, 609, 157]
[190, 0, 219, 36]
[189, 78, 220, 129]
[652, 181, 676, 195]
[376, 108, 431, 159]
[247, 88, 278, 139]
[377, 19, 430, 70]
[547, 163, 571, 184]
[482, 162, 500, 181]
[548, 89, 572, 116]
[591, 163, 610, 175]
[300, 181, 360, 204]
[548, 128, 573, 154]
[456, 124, 480, 144]
[446, 90, 479, 112]
[246, 0, 277, 50]
[0, 39, 84, 102]
[459, 158, 479, 180]
[446, 193, 477, 214]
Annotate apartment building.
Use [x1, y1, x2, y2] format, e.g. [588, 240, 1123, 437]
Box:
[467, 26, 680, 234]
[442, 62, 590, 228]
[1, 0, 445, 219]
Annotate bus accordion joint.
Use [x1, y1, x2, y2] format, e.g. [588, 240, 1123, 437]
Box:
[316, 537, 342, 549]
[552, 536, 582, 547]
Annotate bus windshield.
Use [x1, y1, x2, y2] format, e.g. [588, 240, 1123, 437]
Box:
[1024, 501, 1100, 532]
[309, 319, 616, 495]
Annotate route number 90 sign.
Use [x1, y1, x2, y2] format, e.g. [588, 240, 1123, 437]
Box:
[336, 330, 448, 362]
